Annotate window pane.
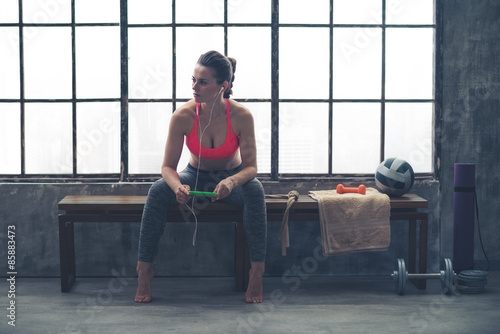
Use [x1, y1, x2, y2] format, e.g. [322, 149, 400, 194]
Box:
[280, 28, 329, 99]
[385, 103, 432, 173]
[279, 103, 328, 174]
[333, 28, 382, 99]
[332, 103, 380, 174]
[280, 0, 329, 24]
[228, 27, 271, 99]
[24, 27, 72, 99]
[75, 0, 119, 23]
[333, 0, 382, 24]
[386, 28, 433, 99]
[129, 103, 171, 174]
[228, 0, 271, 23]
[23, 0, 71, 23]
[128, 0, 172, 24]
[176, 0, 223, 24]
[76, 27, 120, 99]
[128, 28, 172, 98]
[0, 103, 21, 174]
[0, 28, 20, 99]
[386, 0, 434, 25]
[242, 102, 271, 174]
[25, 103, 72, 174]
[76, 103, 120, 174]
[128, 28, 172, 99]
[176, 27, 224, 99]
[0, 0, 18, 23]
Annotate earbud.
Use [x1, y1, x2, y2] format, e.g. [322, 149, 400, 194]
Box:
[220, 86, 224, 92]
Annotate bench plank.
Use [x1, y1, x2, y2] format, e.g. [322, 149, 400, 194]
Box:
[58, 193, 428, 211]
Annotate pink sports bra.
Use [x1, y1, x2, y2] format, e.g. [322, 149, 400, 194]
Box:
[185, 99, 239, 160]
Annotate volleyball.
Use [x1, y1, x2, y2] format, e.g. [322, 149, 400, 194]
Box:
[375, 157, 415, 196]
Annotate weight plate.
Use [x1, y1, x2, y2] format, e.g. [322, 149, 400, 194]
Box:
[457, 280, 486, 287]
[393, 270, 398, 292]
[443, 258, 454, 295]
[459, 270, 489, 278]
[449, 259, 455, 293]
[441, 259, 449, 294]
[393, 260, 399, 293]
[459, 290, 485, 295]
[448, 258, 455, 294]
[457, 276, 487, 283]
[440, 270, 446, 291]
[456, 284, 485, 294]
[395, 259, 402, 294]
[458, 276, 487, 282]
[457, 276, 487, 282]
[396, 258, 406, 295]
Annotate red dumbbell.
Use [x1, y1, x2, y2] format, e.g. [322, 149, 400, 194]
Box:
[336, 184, 366, 195]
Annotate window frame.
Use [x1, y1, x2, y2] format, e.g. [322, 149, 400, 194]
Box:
[0, 0, 441, 183]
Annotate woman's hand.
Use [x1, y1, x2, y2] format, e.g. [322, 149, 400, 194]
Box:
[213, 178, 235, 201]
[176, 185, 192, 204]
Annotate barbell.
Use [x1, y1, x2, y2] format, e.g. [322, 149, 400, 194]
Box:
[391, 258, 455, 295]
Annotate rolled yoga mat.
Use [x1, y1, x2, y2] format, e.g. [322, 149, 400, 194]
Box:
[453, 163, 476, 272]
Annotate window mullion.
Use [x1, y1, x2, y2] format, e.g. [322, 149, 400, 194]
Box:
[71, 0, 77, 176]
[380, 0, 387, 163]
[434, 0, 443, 177]
[224, 0, 228, 56]
[329, 0, 333, 175]
[172, 0, 177, 111]
[271, 0, 279, 181]
[120, 0, 129, 181]
[18, 0, 25, 177]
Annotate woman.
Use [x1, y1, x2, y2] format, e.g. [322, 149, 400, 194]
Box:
[135, 50, 267, 304]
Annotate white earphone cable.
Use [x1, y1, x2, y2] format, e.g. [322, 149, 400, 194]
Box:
[187, 89, 223, 246]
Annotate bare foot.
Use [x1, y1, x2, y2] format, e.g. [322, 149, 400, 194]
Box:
[135, 261, 154, 303]
[245, 262, 265, 303]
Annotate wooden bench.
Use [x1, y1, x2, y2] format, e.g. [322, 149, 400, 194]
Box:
[58, 194, 428, 292]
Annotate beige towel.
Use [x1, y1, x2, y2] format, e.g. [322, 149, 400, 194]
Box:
[309, 187, 391, 256]
[267, 191, 300, 256]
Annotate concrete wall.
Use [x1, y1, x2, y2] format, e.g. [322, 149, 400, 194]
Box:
[1, 0, 498, 279]
[439, 0, 500, 269]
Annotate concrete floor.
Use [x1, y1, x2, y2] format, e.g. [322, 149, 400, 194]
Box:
[4, 273, 499, 334]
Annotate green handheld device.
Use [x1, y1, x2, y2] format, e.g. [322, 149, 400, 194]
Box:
[189, 191, 217, 197]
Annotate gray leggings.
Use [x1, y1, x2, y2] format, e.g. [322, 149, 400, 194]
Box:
[138, 164, 267, 263]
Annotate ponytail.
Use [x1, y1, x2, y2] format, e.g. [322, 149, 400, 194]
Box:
[224, 57, 237, 98]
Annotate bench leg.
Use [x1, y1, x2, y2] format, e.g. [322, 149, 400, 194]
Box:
[59, 217, 76, 292]
[234, 221, 250, 291]
[408, 219, 417, 284]
[418, 219, 428, 289]
[408, 219, 427, 290]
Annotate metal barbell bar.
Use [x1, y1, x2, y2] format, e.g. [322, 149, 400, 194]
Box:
[391, 258, 455, 295]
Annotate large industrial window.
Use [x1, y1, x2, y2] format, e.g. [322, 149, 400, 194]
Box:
[0, 0, 436, 181]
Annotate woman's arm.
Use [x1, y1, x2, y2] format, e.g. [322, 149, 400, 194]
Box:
[161, 108, 193, 204]
[231, 108, 258, 186]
